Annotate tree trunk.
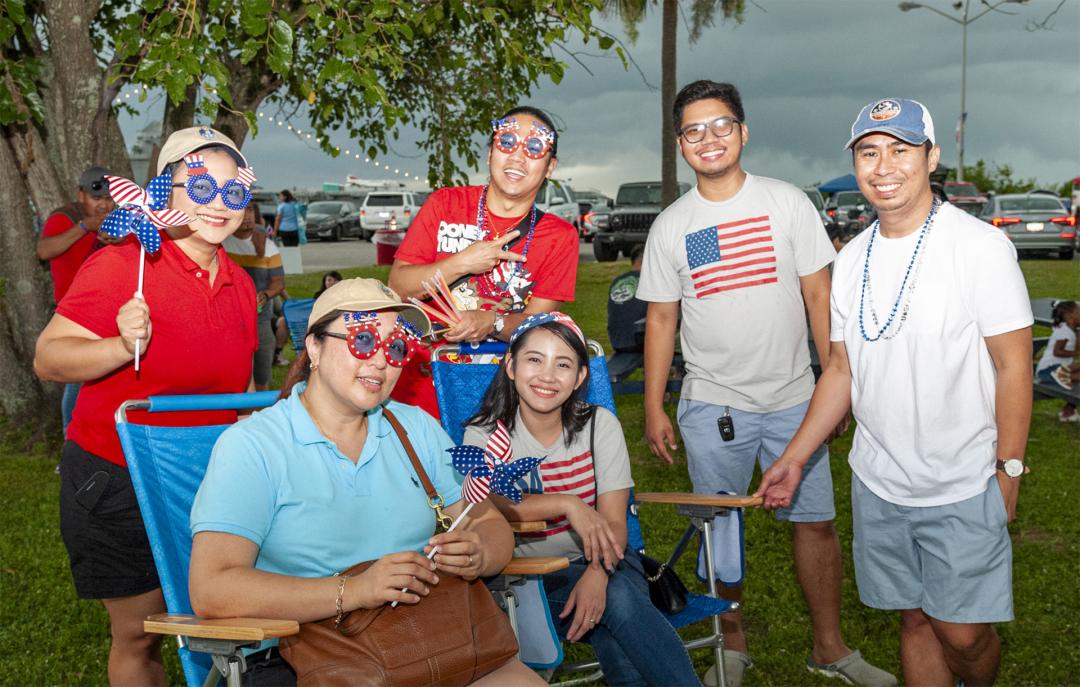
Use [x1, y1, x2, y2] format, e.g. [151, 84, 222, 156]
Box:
[660, 0, 678, 209]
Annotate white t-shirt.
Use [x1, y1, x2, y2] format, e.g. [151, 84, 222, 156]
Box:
[831, 202, 1033, 507]
[1036, 323, 1076, 372]
[463, 407, 634, 560]
[637, 175, 836, 412]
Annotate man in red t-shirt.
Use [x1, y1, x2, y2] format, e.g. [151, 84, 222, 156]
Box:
[389, 106, 579, 415]
[36, 166, 118, 434]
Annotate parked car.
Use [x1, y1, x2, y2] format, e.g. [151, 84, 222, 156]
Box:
[306, 200, 363, 241]
[803, 187, 835, 236]
[360, 191, 424, 239]
[572, 189, 613, 241]
[593, 181, 690, 262]
[944, 180, 987, 216]
[535, 179, 579, 227]
[979, 193, 1075, 260]
[825, 190, 870, 240]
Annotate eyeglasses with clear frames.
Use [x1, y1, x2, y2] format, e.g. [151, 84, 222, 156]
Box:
[679, 116, 741, 144]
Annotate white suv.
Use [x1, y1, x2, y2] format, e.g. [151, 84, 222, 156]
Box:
[360, 191, 424, 238]
[535, 180, 578, 227]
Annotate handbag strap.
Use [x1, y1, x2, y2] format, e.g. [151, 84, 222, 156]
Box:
[382, 408, 452, 531]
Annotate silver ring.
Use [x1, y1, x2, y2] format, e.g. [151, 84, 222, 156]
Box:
[468, 555, 473, 566]
[589, 619, 596, 624]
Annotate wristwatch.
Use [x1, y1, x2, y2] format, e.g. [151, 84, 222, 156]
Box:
[995, 458, 1030, 478]
[492, 311, 506, 335]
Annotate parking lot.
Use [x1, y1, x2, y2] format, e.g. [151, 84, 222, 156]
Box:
[290, 236, 598, 274]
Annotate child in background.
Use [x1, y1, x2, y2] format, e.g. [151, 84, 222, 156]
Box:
[464, 312, 700, 686]
[1036, 299, 1080, 421]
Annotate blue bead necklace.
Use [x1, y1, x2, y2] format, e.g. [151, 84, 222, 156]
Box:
[858, 199, 938, 342]
[474, 184, 536, 293]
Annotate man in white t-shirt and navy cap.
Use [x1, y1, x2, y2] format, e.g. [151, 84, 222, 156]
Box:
[757, 98, 1033, 686]
[638, 80, 895, 687]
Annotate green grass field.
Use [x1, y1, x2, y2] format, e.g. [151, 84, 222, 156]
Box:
[1, 258, 1076, 686]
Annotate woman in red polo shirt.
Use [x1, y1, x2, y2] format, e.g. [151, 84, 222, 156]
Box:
[34, 127, 258, 687]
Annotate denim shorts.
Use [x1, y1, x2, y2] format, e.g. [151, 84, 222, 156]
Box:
[851, 474, 1013, 623]
[677, 398, 835, 522]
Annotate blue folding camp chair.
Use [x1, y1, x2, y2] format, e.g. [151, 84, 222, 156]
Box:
[115, 391, 298, 687]
[282, 297, 315, 353]
[432, 341, 758, 687]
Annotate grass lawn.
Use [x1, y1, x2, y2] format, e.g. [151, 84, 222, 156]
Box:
[1, 258, 1077, 686]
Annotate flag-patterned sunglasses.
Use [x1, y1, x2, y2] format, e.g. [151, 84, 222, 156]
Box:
[171, 153, 255, 210]
[322, 311, 423, 367]
[491, 117, 555, 160]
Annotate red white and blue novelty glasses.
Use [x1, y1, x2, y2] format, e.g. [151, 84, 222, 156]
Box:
[491, 117, 555, 160]
[171, 153, 256, 211]
[322, 311, 423, 367]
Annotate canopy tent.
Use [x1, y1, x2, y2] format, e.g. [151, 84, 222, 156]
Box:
[818, 174, 858, 194]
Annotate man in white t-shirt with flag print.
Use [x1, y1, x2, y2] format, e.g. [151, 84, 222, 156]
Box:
[757, 98, 1033, 687]
[638, 80, 894, 687]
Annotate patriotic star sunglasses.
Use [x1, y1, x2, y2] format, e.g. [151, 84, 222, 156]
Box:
[491, 117, 555, 160]
[321, 311, 423, 367]
[170, 153, 256, 211]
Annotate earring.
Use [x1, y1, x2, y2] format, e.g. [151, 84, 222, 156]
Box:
[310, 361, 319, 372]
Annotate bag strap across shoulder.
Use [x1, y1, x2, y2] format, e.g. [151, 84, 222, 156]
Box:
[382, 407, 439, 501]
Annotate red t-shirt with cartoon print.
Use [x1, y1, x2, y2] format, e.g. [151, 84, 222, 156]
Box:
[392, 185, 579, 417]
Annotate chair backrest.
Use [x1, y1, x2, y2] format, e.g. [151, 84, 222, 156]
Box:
[116, 391, 279, 687]
[282, 297, 315, 354]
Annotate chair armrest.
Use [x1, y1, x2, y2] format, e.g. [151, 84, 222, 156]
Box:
[144, 613, 299, 641]
[501, 556, 569, 575]
[509, 520, 546, 533]
[635, 492, 763, 508]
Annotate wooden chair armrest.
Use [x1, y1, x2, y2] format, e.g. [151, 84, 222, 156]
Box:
[509, 520, 546, 533]
[500, 556, 570, 576]
[635, 492, 763, 508]
[144, 613, 299, 641]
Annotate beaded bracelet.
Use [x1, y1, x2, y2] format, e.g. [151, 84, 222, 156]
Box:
[333, 574, 350, 629]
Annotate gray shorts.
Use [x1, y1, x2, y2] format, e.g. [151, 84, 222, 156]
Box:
[253, 318, 275, 387]
[852, 474, 1014, 623]
[678, 398, 835, 580]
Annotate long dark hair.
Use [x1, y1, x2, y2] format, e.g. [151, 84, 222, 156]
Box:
[466, 322, 593, 446]
[279, 310, 341, 400]
[1051, 300, 1078, 327]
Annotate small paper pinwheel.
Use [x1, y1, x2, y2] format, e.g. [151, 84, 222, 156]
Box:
[393, 420, 542, 606]
[100, 173, 192, 372]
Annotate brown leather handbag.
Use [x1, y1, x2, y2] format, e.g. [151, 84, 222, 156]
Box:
[278, 409, 518, 686]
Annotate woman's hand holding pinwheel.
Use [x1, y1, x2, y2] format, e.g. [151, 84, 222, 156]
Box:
[116, 296, 152, 356]
[425, 529, 485, 581]
[352, 551, 440, 609]
[565, 497, 623, 572]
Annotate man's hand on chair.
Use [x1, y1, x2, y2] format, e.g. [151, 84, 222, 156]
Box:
[560, 566, 608, 642]
[644, 408, 678, 464]
[754, 457, 804, 511]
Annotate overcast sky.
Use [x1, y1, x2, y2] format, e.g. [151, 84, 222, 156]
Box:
[120, 0, 1079, 197]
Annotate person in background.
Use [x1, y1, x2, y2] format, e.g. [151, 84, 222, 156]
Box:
[757, 98, 1033, 687]
[607, 245, 647, 354]
[313, 270, 343, 300]
[34, 127, 258, 686]
[224, 204, 286, 391]
[1035, 299, 1079, 421]
[36, 166, 120, 435]
[274, 189, 301, 247]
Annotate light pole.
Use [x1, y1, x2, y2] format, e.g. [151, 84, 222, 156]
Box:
[898, 0, 1028, 181]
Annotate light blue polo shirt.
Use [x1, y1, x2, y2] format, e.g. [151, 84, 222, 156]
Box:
[190, 384, 462, 578]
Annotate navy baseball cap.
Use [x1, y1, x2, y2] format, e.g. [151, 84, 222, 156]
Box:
[845, 98, 935, 150]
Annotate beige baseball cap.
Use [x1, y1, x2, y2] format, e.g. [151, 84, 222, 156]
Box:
[156, 126, 248, 175]
[308, 278, 431, 335]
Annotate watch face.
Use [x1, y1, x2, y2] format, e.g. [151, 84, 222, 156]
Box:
[1004, 460, 1023, 478]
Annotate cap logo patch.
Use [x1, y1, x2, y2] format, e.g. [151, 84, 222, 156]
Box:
[378, 283, 395, 299]
[869, 100, 901, 122]
[198, 127, 216, 140]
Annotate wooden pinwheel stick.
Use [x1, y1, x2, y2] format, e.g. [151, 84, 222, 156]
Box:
[391, 502, 477, 608]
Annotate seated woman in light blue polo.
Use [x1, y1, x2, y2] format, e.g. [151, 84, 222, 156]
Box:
[188, 278, 542, 685]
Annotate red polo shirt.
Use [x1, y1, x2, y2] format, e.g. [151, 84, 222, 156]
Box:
[58, 238, 257, 466]
[41, 208, 101, 303]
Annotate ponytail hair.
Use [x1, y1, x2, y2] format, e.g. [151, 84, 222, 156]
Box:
[1050, 300, 1078, 327]
[465, 322, 594, 446]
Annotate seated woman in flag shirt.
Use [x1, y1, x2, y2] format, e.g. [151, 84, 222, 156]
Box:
[33, 127, 259, 687]
[388, 106, 579, 417]
[464, 313, 701, 687]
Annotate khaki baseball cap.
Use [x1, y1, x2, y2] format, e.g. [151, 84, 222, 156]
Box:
[308, 278, 431, 336]
[156, 126, 248, 175]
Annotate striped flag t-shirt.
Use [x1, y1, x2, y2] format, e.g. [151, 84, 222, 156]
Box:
[637, 174, 837, 412]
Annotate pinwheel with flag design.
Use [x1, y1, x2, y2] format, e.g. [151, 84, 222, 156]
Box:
[100, 172, 192, 372]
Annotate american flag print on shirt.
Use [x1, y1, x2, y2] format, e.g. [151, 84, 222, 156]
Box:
[684, 215, 777, 297]
[518, 448, 596, 541]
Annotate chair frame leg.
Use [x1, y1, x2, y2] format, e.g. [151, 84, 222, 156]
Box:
[185, 636, 259, 687]
[700, 516, 728, 687]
